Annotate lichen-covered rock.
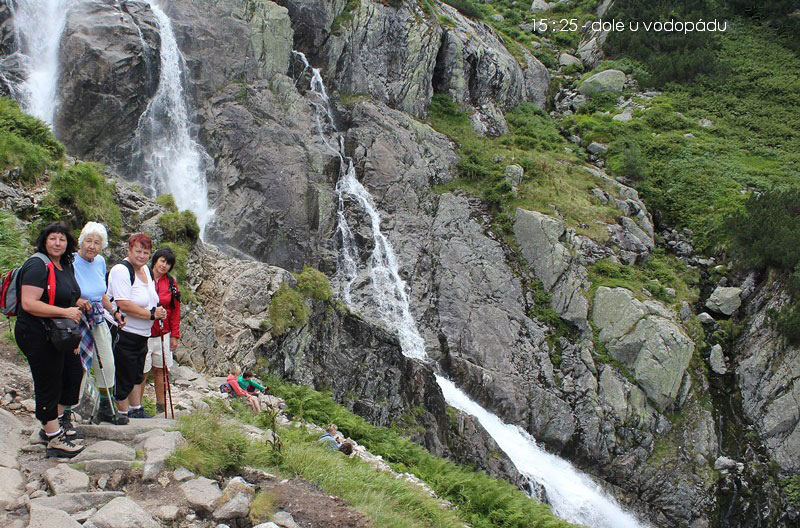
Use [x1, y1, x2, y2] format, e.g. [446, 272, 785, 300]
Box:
[593, 287, 694, 411]
[83, 497, 159, 528]
[735, 272, 800, 473]
[284, 0, 441, 117]
[578, 69, 626, 96]
[705, 286, 742, 315]
[513, 208, 590, 334]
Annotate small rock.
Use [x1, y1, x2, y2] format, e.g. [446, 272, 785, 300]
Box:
[7, 402, 21, 410]
[490, 13, 504, 22]
[27, 504, 82, 528]
[708, 344, 727, 375]
[679, 301, 692, 322]
[698, 312, 715, 324]
[82, 459, 134, 475]
[21, 399, 36, 413]
[0, 466, 24, 510]
[98, 476, 108, 490]
[73, 441, 135, 463]
[714, 456, 737, 471]
[186, 513, 197, 521]
[174, 467, 196, 482]
[586, 142, 608, 156]
[21, 444, 45, 453]
[272, 510, 301, 528]
[30, 491, 124, 514]
[83, 496, 159, 528]
[699, 118, 713, 127]
[181, 477, 222, 512]
[44, 464, 90, 495]
[559, 53, 581, 67]
[30, 490, 48, 499]
[0, 452, 19, 470]
[683, 133, 695, 139]
[665, 287, 676, 297]
[253, 524, 280, 528]
[705, 286, 742, 316]
[72, 508, 97, 523]
[155, 505, 180, 521]
[612, 107, 633, 122]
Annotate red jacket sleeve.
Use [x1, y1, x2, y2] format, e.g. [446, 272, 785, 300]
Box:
[168, 277, 181, 339]
[227, 375, 249, 397]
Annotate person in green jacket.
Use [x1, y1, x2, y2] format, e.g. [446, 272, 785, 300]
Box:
[238, 371, 267, 394]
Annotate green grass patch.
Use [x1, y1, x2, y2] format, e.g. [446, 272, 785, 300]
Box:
[269, 283, 311, 336]
[0, 97, 64, 184]
[158, 209, 200, 243]
[331, 0, 360, 35]
[268, 267, 332, 336]
[782, 475, 800, 509]
[38, 162, 122, 239]
[0, 211, 28, 272]
[587, 249, 701, 308]
[427, 95, 621, 241]
[265, 377, 579, 528]
[156, 193, 178, 212]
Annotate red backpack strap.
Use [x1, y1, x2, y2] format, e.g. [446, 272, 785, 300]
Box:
[32, 253, 56, 305]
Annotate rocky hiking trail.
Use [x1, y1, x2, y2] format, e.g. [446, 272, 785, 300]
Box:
[0, 338, 433, 528]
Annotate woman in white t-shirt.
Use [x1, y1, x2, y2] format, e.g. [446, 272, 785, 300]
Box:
[106, 234, 166, 418]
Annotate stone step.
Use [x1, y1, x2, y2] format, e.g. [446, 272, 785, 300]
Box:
[76, 418, 176, 441]
[30, 491, 124, 513]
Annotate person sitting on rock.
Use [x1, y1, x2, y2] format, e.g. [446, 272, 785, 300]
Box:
[226, 365, 261, 413]
[238, 370, 267, 394]
[318, 423, 342, 450]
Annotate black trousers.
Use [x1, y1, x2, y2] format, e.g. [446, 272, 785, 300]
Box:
[15, 318, 83, 424]
[113, 329, 149, 401]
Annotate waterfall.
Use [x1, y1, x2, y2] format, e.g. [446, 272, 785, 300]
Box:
[133, 0, 213, 236]
[11, 0, 71, 125]
[295, 50, 649, 528]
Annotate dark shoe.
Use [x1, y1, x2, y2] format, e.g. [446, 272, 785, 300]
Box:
[59, 409, 83, 439]
[128, 407, 153, 419]
[156, 403, 165, 415]
[46, 432, 85, 458]
[98, 398, 129, 425]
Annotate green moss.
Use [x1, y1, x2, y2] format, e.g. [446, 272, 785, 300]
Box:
[156, 194, 178, 212]
[158, 210, 199, 243]
[331, 0, 360, 35]
[39, 162, 122, 238]
[0, 98, 64, 159]
[269, 283, 311, 336]
[294, 266, 332, 303]
[248, 490, 277, 524]
[782, 475, 800, 508]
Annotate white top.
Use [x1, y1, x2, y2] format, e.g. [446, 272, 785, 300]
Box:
[106, 260, 159, 337]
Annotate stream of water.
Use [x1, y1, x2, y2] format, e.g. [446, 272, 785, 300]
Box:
[295, 50, 649, 528]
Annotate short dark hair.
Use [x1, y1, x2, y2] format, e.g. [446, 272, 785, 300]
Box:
[339, 441, 354, 455]
[36, 222, 77, 265]
[150, 247, 176, 272]
[242, 371, 253, 379]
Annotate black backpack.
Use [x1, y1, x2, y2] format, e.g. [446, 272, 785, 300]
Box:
[108, 261, 181, 308]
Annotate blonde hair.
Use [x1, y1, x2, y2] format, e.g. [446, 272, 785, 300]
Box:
[78, 221, 109, 249]
[230, 364, 242, 376]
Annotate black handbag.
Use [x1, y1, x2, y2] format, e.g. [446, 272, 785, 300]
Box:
[45, 317, 82, 353]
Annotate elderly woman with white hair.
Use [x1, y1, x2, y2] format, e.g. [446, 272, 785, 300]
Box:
[73, 222, 127, 425]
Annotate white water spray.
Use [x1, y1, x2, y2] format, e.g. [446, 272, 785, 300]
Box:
[12, 0, 71, 125]
[134, 0, 213, 236]
[296, 50, 649, 527]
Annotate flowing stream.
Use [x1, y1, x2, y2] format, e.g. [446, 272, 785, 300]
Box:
[10, 0, 71, 125]
[132, 0, 213, 236]
[295, 50, 648, 528]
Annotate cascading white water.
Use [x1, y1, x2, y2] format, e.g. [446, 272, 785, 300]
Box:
[12, 0, 71, 125]
[296, 50, 649, 528]
[134, 0, 213, 236]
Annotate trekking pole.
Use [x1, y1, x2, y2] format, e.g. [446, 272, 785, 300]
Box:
[159, 320, 174, 419]
[93, 338, 118, 423]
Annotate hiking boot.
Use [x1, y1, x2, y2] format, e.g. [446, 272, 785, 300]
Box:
[46, 432, 85, 458]
[127, 406, 153, 419]
[98, 398, 129, 425]
[156, 402, 165, 415]
[59, 409, 83, 439]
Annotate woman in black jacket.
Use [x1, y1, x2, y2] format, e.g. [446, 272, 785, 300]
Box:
[16, 222, 87, 458]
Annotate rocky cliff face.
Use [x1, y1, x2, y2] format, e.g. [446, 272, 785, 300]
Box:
[7, 0, 798, 525]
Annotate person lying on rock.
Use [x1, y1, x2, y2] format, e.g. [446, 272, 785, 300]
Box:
[106, 233, 166, 419]
[73, 221, 128, 425]
[133, 247, 182, 416]
[226, 365, 261, 413]
[15, 222, 86, 457]
[238, 370, 267, 395]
